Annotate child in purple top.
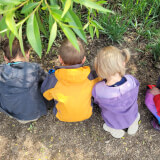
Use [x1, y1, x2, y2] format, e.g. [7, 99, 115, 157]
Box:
[92, 46, 140, 138]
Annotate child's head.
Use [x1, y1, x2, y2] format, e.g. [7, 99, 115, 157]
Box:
[95, 46, 130, 79]
[3, 38, 30, 63]
[58, 39, 85, 66]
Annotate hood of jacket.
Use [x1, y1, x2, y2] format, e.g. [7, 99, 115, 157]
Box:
[55, 64, 91, 84]
[0, 62, 40, 93]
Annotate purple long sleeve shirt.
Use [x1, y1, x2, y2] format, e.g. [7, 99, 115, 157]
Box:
[92, 75, 139, 129]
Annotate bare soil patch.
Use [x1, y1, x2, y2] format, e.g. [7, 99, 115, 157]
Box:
[0, 36, 159, 160]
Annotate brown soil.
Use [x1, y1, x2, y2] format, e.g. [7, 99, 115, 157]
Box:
[0, 36, 159, 160]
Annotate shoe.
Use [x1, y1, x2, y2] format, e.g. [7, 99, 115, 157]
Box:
[127, 113, 140, 135]
[151, 117, 160, 130]
[17, 118, 38, 124]
[103, 123, 125, 138]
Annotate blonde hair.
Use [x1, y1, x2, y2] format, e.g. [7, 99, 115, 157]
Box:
[95, 46, 130, 79]
[59, 39, 85, 65]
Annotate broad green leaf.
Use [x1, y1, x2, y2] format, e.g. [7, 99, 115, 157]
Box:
[77, 0, 114, 13]
[0, 0, 22, 5]
[67, 9, 87, 43]
[36, 12, 48, 37]
[5, 12, 19, 38]
[60, 24, 80, 51]
[9, 33, 15, 55]
[47, 22, 57, 53]
[0, 17, 8, 37]
[21, 2, 39, 14]
[19, 25, 25, 56]
[89, 25, 94, 39]
[61, 0, 71, 18]
[27, 14, 42, 58]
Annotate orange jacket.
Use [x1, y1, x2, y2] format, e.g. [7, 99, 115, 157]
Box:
[41, 64, 100, 122]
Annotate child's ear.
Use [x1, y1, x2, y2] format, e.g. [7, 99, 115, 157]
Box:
[81, 56, 86, 64]
[4, 56, 9, 63]
[58, 55, 64, 65]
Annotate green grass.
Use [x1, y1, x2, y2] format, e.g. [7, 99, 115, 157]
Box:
[152, 41, 160, 61]
[97, 0, 160, 59]
[98, 13, 128, 43]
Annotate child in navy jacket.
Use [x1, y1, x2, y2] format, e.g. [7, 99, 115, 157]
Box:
[0, 38, 47, 123]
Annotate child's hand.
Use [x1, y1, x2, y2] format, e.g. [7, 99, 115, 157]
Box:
[150, 87, 160, 95]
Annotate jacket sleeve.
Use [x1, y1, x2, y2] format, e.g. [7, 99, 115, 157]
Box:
[38, 66, 47, 85]
[88, 70, 102, 85]
[153, 94, 160, 116]
[92, 85, 99, 105]
[41, 72, 58, 100]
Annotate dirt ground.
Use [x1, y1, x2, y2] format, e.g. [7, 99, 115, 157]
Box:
[0, 36, 160, 160]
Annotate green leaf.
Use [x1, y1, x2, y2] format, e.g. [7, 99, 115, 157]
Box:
[95, 28, 99, 38]
[0, 0, 22, 5]
[21, 2, 39, 14]
[47, 22, 57, 53]
[83, 22, 89, 30]
[77, 0, 114, 13]
[27, 14, 42, 58]
[49, 0, 57, 6]
[91, 20, 104, 30]
[0, 17, 8, 37]
[67, 9, 87, 43]
[89, 25, 94, 39]
[51, 9, 71, 22]
[60, 24, 80, 51]
[19, 25, 25, 56]
[36, 12, 48, 37]
[5, 12, 19, 38]
[61, 0, 71, 18]
[49, 15, 55, 32]
[9, 33, 15, 55]
[50, 5, 60, 10]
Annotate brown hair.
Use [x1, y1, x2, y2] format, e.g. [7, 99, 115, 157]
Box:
[95, 46, 130, 79]
[59, 39, 85, 65]
[3, 38, 30, 61]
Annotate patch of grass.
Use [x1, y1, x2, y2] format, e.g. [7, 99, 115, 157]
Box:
[152, 41, 160, 61]
[98, 0, 160, 43]
[120, 0, 160, 41]
[98, 13, 128, 43]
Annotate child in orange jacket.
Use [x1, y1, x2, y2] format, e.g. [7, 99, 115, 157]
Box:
[41, 39, 100, 122]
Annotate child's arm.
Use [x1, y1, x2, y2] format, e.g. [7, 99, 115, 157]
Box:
[149, 87, 160, 116]
[41, 70, 58, 101]
[88, 70, 102, 85]
[38, 66, 47, 85]
[150, 87, 160, 96]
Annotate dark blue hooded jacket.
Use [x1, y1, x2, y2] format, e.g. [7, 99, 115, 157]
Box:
[0, 62, 47, 120]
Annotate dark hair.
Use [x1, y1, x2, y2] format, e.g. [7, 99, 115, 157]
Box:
[59, 39, 85, 65]
[3, 38, 30, 61]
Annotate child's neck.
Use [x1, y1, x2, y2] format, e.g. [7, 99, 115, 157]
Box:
[9, 57, 28, 63]
[106, 73, 122, 86]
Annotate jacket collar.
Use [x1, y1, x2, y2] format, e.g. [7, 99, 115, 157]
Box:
[55, 64, 83, 70]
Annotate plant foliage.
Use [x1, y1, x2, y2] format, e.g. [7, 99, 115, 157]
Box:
[0, 0, 113, 58]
